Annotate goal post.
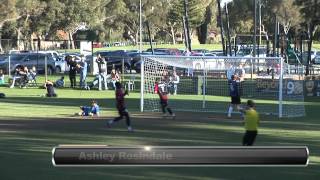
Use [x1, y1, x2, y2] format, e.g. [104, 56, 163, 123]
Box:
[140, 55, 305, 118]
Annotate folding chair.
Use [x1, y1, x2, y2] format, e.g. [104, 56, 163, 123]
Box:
[26, 72, 38, 87]
[125, 75, 136, 92]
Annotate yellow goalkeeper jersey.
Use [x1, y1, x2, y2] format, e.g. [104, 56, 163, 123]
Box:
[244, 108, 260, 131]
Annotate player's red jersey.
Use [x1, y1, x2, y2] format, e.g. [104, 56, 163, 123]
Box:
[116, 89, 126, 109]
[159, 93, 168, 102]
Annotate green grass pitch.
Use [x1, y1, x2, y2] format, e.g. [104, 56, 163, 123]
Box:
[0, 85, 320, 180]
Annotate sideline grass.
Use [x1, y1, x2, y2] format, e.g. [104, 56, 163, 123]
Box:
[0, 87, 320, 180]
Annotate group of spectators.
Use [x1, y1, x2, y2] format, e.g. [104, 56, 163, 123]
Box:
[158, 70, 180, 95]
[65, 54, 120, 91]
[8, 66, 37, 88]
[65, 55, 88, 89]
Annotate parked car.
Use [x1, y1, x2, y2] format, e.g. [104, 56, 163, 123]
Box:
[303, 50, 318, 61]
[313, 55, 320, 64]
[55, 53, 79, 73]
[146, 48, 182, 56]
[55, 53, 91, 73]
[92, 50, 132, 73]
[0, 52, 56, 75]
[192, 49, 210, 54]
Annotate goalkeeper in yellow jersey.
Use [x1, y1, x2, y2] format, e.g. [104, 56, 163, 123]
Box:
[241, 100, 260, 146]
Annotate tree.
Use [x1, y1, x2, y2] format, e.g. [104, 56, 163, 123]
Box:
[273, 0, 301, 35]
[51, 0, 105, 49]
[296, 0, 320, 75]
[167, 0, 209, 44]
[196, 0, 216, 44]
[0, 0, 19, 52]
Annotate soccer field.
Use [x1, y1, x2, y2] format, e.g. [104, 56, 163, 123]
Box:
[0, 87, 320, 180]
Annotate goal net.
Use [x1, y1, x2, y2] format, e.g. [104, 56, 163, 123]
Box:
[140, 55, 305, 118]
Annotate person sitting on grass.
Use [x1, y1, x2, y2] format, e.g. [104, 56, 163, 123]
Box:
[240, 100, 260, 146]
[44, 80, 57, 97]
[76, 100, 100, 117]
[0, 69, 5, 85]
[54, 76, 65, 88]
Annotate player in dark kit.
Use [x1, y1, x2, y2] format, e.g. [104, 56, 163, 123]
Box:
[227, 75, 242, 118]
[155, 80, 175, 118]
[107, 82, 133, 132]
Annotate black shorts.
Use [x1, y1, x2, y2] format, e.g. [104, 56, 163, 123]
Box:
[160, 100, 168, 106]
[243, 130, 258, 146]
[117, 107, 128, 115]
[231, 96, 241, 104]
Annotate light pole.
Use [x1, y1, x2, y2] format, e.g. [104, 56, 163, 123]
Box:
[253, 0, 257, 58]
[259, 0, 262, 46]
[139, 0, 142, 52]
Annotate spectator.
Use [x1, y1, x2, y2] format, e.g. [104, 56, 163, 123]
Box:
[96, 54, 108, 90]
[67, 56, 77, 88]
[226, 63, 235, 83]
[79, 55, 88, 89]
[236, 63, 245, 82]
[110, 69, 120, 89]
[26, 66, 37, 85]
[54, 76, 65, 88]
[170, 71, 180, 95]
[162, 70, 170, 84]
[10, 66, 28, 88]
[96, 54, 106, 74]
[44, 80, 57, 97]
[0, 69, 4, 85]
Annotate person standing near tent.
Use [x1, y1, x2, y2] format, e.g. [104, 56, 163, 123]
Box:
[226, 63, 235, 84]
[79, 55, 88, 89]
[96, 54, 107, 90]
[170, 70, 180, 95]
[67, 56, 77, 88]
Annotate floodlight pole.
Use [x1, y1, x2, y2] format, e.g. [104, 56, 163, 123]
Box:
[253, 0, 257, 57]
[139, 0, 142, 53]
[139, 0, 144, 112]
[259, 0, 262, 46]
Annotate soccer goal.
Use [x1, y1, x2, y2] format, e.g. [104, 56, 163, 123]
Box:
[140, 55, 305, 118]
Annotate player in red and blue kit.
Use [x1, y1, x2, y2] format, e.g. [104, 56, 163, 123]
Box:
[107, 82, 133, 132]
[155, 80, 175, 118]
